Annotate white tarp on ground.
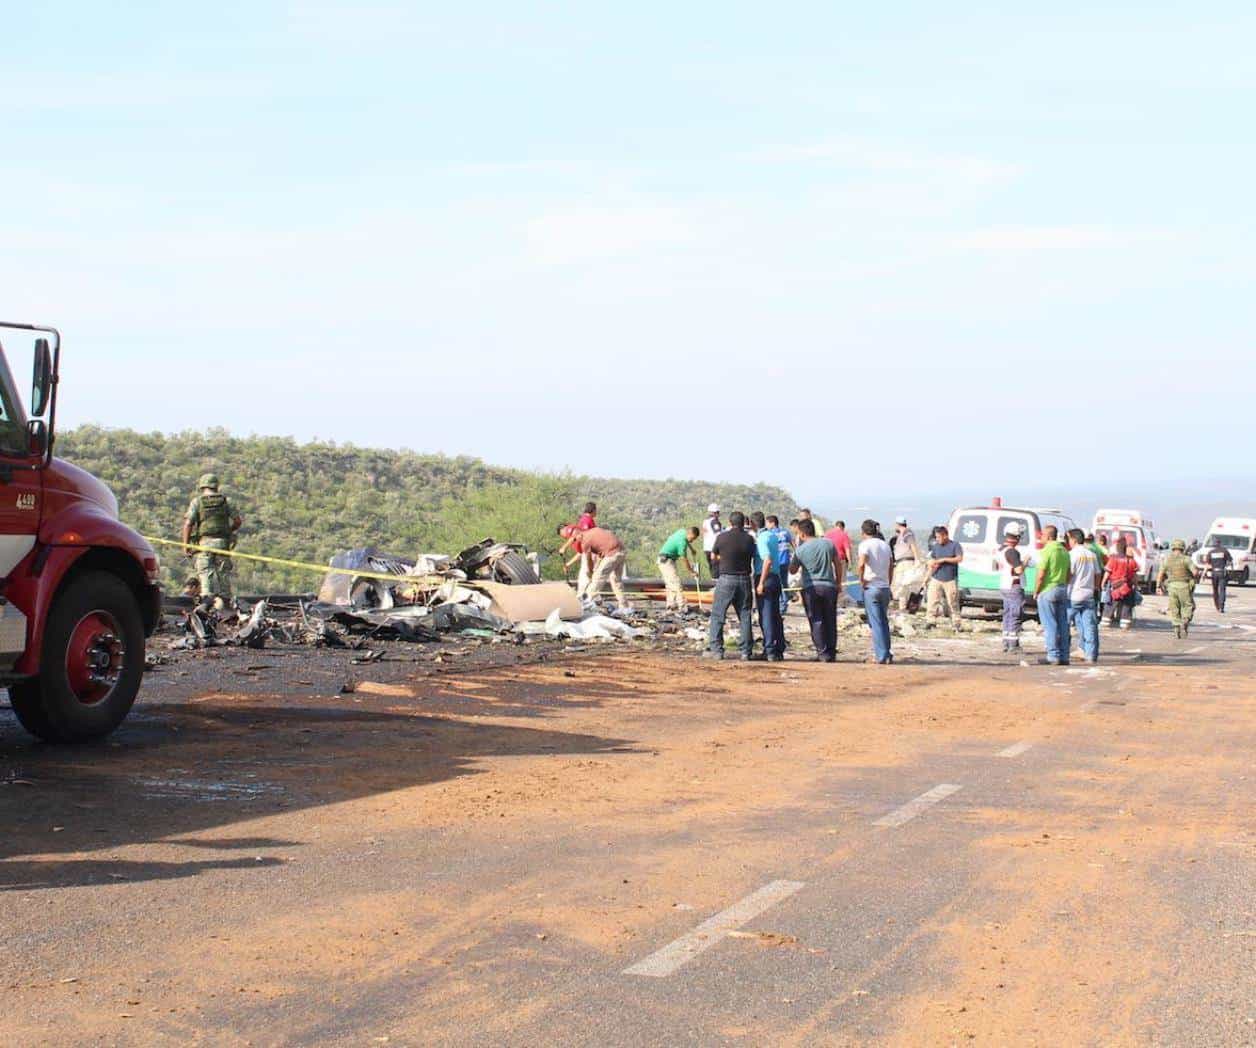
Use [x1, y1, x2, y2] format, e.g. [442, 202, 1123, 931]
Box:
[541, 608, 648, 641]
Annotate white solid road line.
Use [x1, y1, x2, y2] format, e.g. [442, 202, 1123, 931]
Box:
[623, 880, 806, 977]
[1183, 645, 1205, 654]
[873, 783, 963, 828]
[997, 740, 1034, 758]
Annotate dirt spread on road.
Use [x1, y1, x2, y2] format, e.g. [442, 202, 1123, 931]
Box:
[3, 622, 1253, 1045]
[873, 665, 1254, 1046]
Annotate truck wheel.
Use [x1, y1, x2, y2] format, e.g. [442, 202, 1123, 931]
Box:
[8, 572, 144, 743]
[1240, 568, 1251, 587]
[492, 550, 541, 585]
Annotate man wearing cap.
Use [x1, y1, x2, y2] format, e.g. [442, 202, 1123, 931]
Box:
[701, 504, 723, 578]
[996, 523, 1031, 652]
[1157, 539, 1199, 639]
[182, 473, 243, 610]
[891, 516, 923, 612]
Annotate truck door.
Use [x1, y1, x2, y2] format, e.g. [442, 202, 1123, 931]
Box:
[0, 339, 42, 580]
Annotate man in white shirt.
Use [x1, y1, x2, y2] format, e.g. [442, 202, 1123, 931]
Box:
[701, 504, 722, 578]
[858, 519, 895, 664]
[1066, 528, 1101, 663]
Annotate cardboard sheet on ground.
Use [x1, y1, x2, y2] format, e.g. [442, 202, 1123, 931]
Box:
[468, 581, 582, 624]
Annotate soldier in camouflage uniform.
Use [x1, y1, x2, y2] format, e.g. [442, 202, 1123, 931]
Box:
[1156, 538, 1199, 639]
[181, 473, 242, 610]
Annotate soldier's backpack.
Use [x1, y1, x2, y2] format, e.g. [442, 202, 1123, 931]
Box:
[197, 492, 232, 540]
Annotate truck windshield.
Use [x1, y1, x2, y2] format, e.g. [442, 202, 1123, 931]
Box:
[0, 340, 28, 457]
[1205, 533, 1253, 551]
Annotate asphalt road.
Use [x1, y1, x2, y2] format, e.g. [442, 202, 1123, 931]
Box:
[1, 589, 1253, 1046]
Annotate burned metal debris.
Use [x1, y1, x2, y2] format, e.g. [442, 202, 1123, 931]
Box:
[167, 537, 656, 655]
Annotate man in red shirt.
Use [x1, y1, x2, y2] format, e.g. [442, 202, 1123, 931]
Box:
[557, 524, 592, 596]
[580, 525, 629, 610]
[824, 519, 852, 582]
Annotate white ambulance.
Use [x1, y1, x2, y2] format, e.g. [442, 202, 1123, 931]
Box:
[947, 501, 1078, 610]
[1090, 509, 1163, 594]
[1192, 517, 1256, 585]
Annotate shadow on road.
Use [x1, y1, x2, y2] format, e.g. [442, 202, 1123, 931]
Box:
[0, 693, 635, 888]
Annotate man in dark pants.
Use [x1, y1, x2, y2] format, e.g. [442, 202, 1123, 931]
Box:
[766, 514, 793, 617]
[705, 511, 757, 660]
[791, 519, 839, 661]
[751, 512, 784, 661]
[1206, 541, 1232, 612]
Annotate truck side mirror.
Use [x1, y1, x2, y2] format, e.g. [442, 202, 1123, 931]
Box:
[26, 418, 48, 458]
[31, 338, 52, 417]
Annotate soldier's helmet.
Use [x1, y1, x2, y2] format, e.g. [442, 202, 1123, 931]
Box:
[1171, 538, 1186, 551]
[198, 472, 220, 491]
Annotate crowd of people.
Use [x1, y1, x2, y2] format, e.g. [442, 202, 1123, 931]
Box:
[555, 502, 1222, 665]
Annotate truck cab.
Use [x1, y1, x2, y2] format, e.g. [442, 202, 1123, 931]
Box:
[0, 323, 160, 741]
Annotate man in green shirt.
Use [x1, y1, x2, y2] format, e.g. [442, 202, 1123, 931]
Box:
[1157, 538, 1199, 639]
[1033, 525, 1072, 665]
[658, 526, 700, 611]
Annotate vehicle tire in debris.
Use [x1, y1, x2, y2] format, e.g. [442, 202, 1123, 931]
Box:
[492, 550, 541, 585]
[9, 571, 145, 742]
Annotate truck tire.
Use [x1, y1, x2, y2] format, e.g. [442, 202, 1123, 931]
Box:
[492, 550, 541, 585]
[8, 572, 145, 743]
[1240, 568, 1250, 587]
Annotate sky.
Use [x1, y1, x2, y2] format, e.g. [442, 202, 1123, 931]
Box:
[4, 2, 1255, 507]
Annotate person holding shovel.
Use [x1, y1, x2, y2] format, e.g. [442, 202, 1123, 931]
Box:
[658, 526, 700, 611]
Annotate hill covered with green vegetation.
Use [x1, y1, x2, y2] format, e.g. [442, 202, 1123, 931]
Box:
[57, 426, 799, 593]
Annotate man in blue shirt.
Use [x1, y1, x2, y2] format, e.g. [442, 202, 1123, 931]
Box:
[751, 512, 784, 660]
[766, 514, 793, 617]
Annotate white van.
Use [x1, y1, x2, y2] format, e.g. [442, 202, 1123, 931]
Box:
[1192, 517, 1256, 585]
[947, 502, 1078, 610]
[1091, 509, 1163, 594]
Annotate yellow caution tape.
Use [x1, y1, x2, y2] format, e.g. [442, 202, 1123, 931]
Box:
[146, 535, 861, 595]
[143, 536, 443, 587]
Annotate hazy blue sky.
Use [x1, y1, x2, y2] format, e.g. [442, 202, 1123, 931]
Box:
[5, 3, 1254, 499]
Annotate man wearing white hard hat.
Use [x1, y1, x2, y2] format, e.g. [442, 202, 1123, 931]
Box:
[996, 522, 1032, 652]
[701, 504, 723, 578]
[890, 515, 923, 612]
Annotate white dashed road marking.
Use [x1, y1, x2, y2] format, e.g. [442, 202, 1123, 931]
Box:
[623, 880, 806, 977]
[873, 783, 962, 828]
[997, 741, 1034, 758]
[1183, 645, 1205, 654]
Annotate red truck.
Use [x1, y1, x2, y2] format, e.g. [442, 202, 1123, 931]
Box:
[0, 322, 160, 741]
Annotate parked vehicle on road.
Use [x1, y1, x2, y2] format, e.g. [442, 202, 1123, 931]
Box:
[0, 322, 161, 742]
[1192, 517, 1256, 585]
[1091, 509, 1163, 594]
[947, 501, 1078, 611]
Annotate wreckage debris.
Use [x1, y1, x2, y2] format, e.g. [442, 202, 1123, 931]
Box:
[165, 537, 694, 654]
